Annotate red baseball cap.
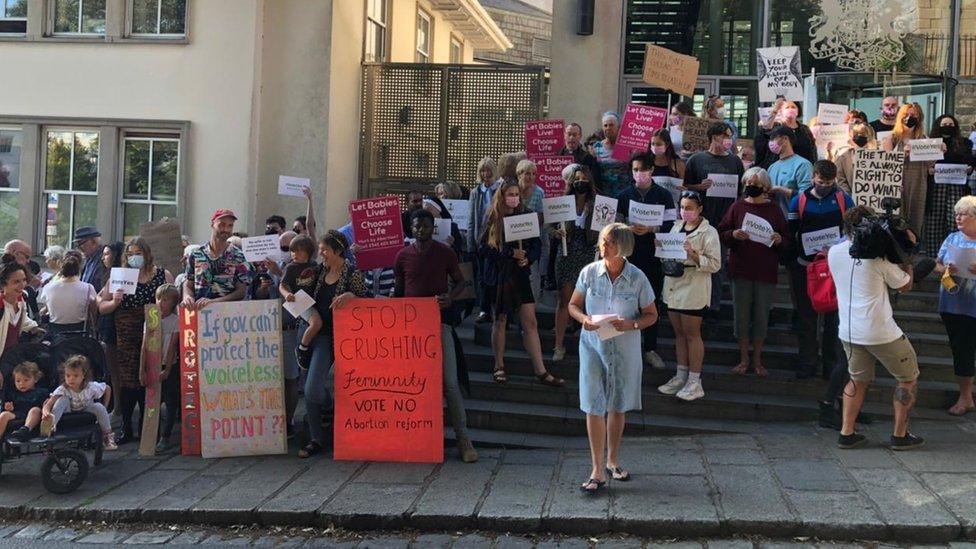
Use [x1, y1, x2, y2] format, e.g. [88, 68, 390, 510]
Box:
[211, 208, 238, 224]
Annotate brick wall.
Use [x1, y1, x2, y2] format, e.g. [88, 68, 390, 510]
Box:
[475, 8, 551, 66]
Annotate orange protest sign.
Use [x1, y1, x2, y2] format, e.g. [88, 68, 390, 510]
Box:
[333, 298, 444, 463]
[642, 44, 700, 97]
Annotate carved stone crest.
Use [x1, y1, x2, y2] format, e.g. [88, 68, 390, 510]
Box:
[808, 0, 919, 71]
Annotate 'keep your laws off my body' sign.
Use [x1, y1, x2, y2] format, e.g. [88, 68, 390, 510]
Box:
[852, 149, 904, 214]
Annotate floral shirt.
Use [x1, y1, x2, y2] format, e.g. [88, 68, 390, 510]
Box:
[591, 140, 632, 199]
[184, 242, 251, 299]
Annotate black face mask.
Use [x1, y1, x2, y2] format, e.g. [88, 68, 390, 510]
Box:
[265, 229, 279, 235]
[573, 181, 591, 194]
[813, 184, 836, 198]
[937, 125, 956, 138]
[743, 185, 764, 198]
[903, 116, 918, 129]
[852, 135, 868, 148]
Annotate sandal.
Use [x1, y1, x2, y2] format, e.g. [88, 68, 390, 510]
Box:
[948, 403, 975, 416]
[754, 364, 769, 378]
[579, 478, 606, 495]
[605, 466, 631, 482]
[298, 441, 322, 459]
[731, 362, 749, 375]
[536, 371, 565, 388]
[493, 368, 508, 385]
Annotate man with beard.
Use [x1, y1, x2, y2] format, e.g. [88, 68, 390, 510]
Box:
[181, 209, 251, 310]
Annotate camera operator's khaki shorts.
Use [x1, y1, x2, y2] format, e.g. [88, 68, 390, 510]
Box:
[843, 335, 919, 383]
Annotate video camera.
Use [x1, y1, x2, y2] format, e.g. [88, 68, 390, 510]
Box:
[848, 198, 918, 264]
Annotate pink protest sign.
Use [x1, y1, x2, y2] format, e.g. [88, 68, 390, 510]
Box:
[349, 196, 405, 270]
[525, 119, 565, 157]
[532, 155, 574, 198]
[612, 104, 668, 162]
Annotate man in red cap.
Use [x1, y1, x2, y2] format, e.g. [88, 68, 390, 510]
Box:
[181, 209, 251, 310]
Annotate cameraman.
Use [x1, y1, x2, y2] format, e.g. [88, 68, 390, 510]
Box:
[828, 205, 923, 451]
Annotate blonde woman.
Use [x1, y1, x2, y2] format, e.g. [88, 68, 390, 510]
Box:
[469, 156, 499, 323]
[882, 102, 942, 238]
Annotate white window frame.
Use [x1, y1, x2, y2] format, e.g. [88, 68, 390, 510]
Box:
[41, 128, 101, 249]
[50, 0, 107, 36]
[119, 133, 180, 238]
[364, 0, 389, 62]
[415, 7, 431, 63]
[126, 0, 187, 38]
[449, 34, 463, 64]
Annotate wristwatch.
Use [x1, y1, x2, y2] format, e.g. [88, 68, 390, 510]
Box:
[633, 321, 639, 331]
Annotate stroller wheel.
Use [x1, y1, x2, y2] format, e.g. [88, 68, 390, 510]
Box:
[41, 449, 89, 494]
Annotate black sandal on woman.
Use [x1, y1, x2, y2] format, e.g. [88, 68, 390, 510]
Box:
[298, 441, 322, 459]
[579, 478, 606, 495]
[493, 368, 508, 385]
[536, 371, 565, 388]
[606, 466, 631, 482]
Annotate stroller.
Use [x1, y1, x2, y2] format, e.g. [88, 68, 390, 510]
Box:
[0, 337, 107, 493]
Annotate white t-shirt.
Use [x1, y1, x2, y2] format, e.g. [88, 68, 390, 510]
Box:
[828, 240, 910, 345]
[38, 279, 96, 324]
[52, 381, 107, 412]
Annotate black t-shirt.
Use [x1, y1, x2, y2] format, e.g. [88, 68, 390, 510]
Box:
[313, 279, 337, 331]
[10, 387, 48, 416]
[281, 261, 318, 296]
[870, 119, 895, 135]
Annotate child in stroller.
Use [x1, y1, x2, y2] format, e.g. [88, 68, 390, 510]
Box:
[0, 361, 48, 440]
[41, 354, 116, 450]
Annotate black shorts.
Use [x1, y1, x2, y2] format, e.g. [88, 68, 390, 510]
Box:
[669, 307, 707, 318]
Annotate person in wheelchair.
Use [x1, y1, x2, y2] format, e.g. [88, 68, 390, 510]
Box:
[0, 361, 48, 441]
[41, 355, 116, 450]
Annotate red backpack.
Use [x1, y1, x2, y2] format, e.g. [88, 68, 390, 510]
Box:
[799, 191, 846, 314]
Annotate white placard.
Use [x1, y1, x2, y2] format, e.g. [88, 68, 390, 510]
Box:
[756, 46, 803, 102]
[442, 199, 470, 229]
[241, 234, 284, 263]
[109, 267, 139, 295]
[543, 195, 578, 224]
[909, 138, 944, 162]
[591, 314, 625, 341]
[591, 195, 618, 233]
[945, 246, 976, 279]
[801, 226, 842, 256]
[655, 232, 687, 260]
[741, 213, 774, 247]
[653, 175, 683, 206]
[282, 289, 315, 321]
[817, 103, 848, 125]
[433, 218, 452, 243]
[934, 164, 969, 185]
[503, 212, 540, 242]
[664, 208, 677, 222]
[628, 202, 665, 228]
[278, 175, 310, 198]
[706, 173, 739, 199]
[758, 107, 773, 126]
[816, 124, 851, 160]
[876, 131, 893, 144]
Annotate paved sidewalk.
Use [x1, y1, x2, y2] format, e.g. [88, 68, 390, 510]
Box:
[0, 420, 974, 544]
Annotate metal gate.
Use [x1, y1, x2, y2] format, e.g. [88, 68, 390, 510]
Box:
[359, 63, 546, 206]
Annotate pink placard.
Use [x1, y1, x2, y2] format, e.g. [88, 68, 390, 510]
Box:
[349, 196, 404, 270]
[612, 103, 668, 162]
[525, 119, 565, 157]
[532, 155, 574, 198]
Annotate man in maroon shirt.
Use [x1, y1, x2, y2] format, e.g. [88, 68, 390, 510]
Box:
[394, 208, 477, 463]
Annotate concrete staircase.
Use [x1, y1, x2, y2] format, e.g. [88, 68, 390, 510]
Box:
[453, 270, 967, 445]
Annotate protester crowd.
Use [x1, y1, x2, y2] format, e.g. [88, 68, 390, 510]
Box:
[0, 96, 974, 496]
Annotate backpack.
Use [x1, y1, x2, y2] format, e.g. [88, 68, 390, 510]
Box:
[798, 190, 846, 219]
[806, 250, 837, 313]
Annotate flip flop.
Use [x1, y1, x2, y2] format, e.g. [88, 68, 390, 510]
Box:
[579, 478, 606, 495]
[947, 404, 975, 417]
[606, 466, 631, 482]
[731, 363, 749, 376]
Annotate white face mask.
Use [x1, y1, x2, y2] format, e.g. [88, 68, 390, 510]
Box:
[715, 107, 727, 119]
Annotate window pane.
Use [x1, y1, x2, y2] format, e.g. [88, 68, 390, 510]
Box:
[150, 140, 178, 201]
[153, 203, 176, 221]
[45, 193, 70, 249]
[46, 132, 72, 191]
[159, 0, 186, 34]
[123, 139, 150, 199]
[73, 194, 98, 238]
[0, 192, 18, 245]
[123, 202, 150, 240]
[81, 0, 105, 34]
[131, 0, 157, 34]
[691, 0, 760, 75]
[0, 129, 22, 189]
[961, 0, 976, 76]
[955, 83, 976, 134]
[54, 0, 80, 33]
[365, 22, 377, 62]
[5, 0, 27, 17]
[72, 132, 99, 192]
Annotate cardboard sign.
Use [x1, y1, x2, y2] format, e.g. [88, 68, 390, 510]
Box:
[503, 212, 540, 242]
[653, 175, 684, 206]
[278, 175, 310, 198]
[532, 155, 574, 198]
[591, 195, 618, 233]
[628, 202, 665, 228]
[109, 267, 139, 295]
[757, 47, 803, 102]
[189, 300, 286, 459]
[742, 213, 774, 247]
[333, 298, 444, 463]
[655, 232, 687, 260]
[853, 149, 904, 214]
[642, 44, 699, 97]
[612, 103, 668, 162]
[934, 164, 969, 185]
[543, 195, 578, 224]
[801, 226, 842, 256]
[241, 234, 283, 263]
[680, 117, 722, 153]
[138, 217, 183, 279]
[139, 303, 163, 457]
[432, 218, 452, 243]
[441, 199, 470, 229]
[816, 124, 851, 160]
[524, 119, 565, 157]
[909, 138, 944, 162]
[179, 306, 201, 456]
[350, 196, 405, 270]
[817, 103, 848, 125]
[706, 173, 739, 199]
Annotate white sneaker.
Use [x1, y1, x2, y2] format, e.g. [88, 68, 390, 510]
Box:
[658, 375, 687, 395]
[676, 378, 705, 401]
[552, 347, 566, 362]
[644, 351, 666, 370]
[103, 433, 118, 451]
